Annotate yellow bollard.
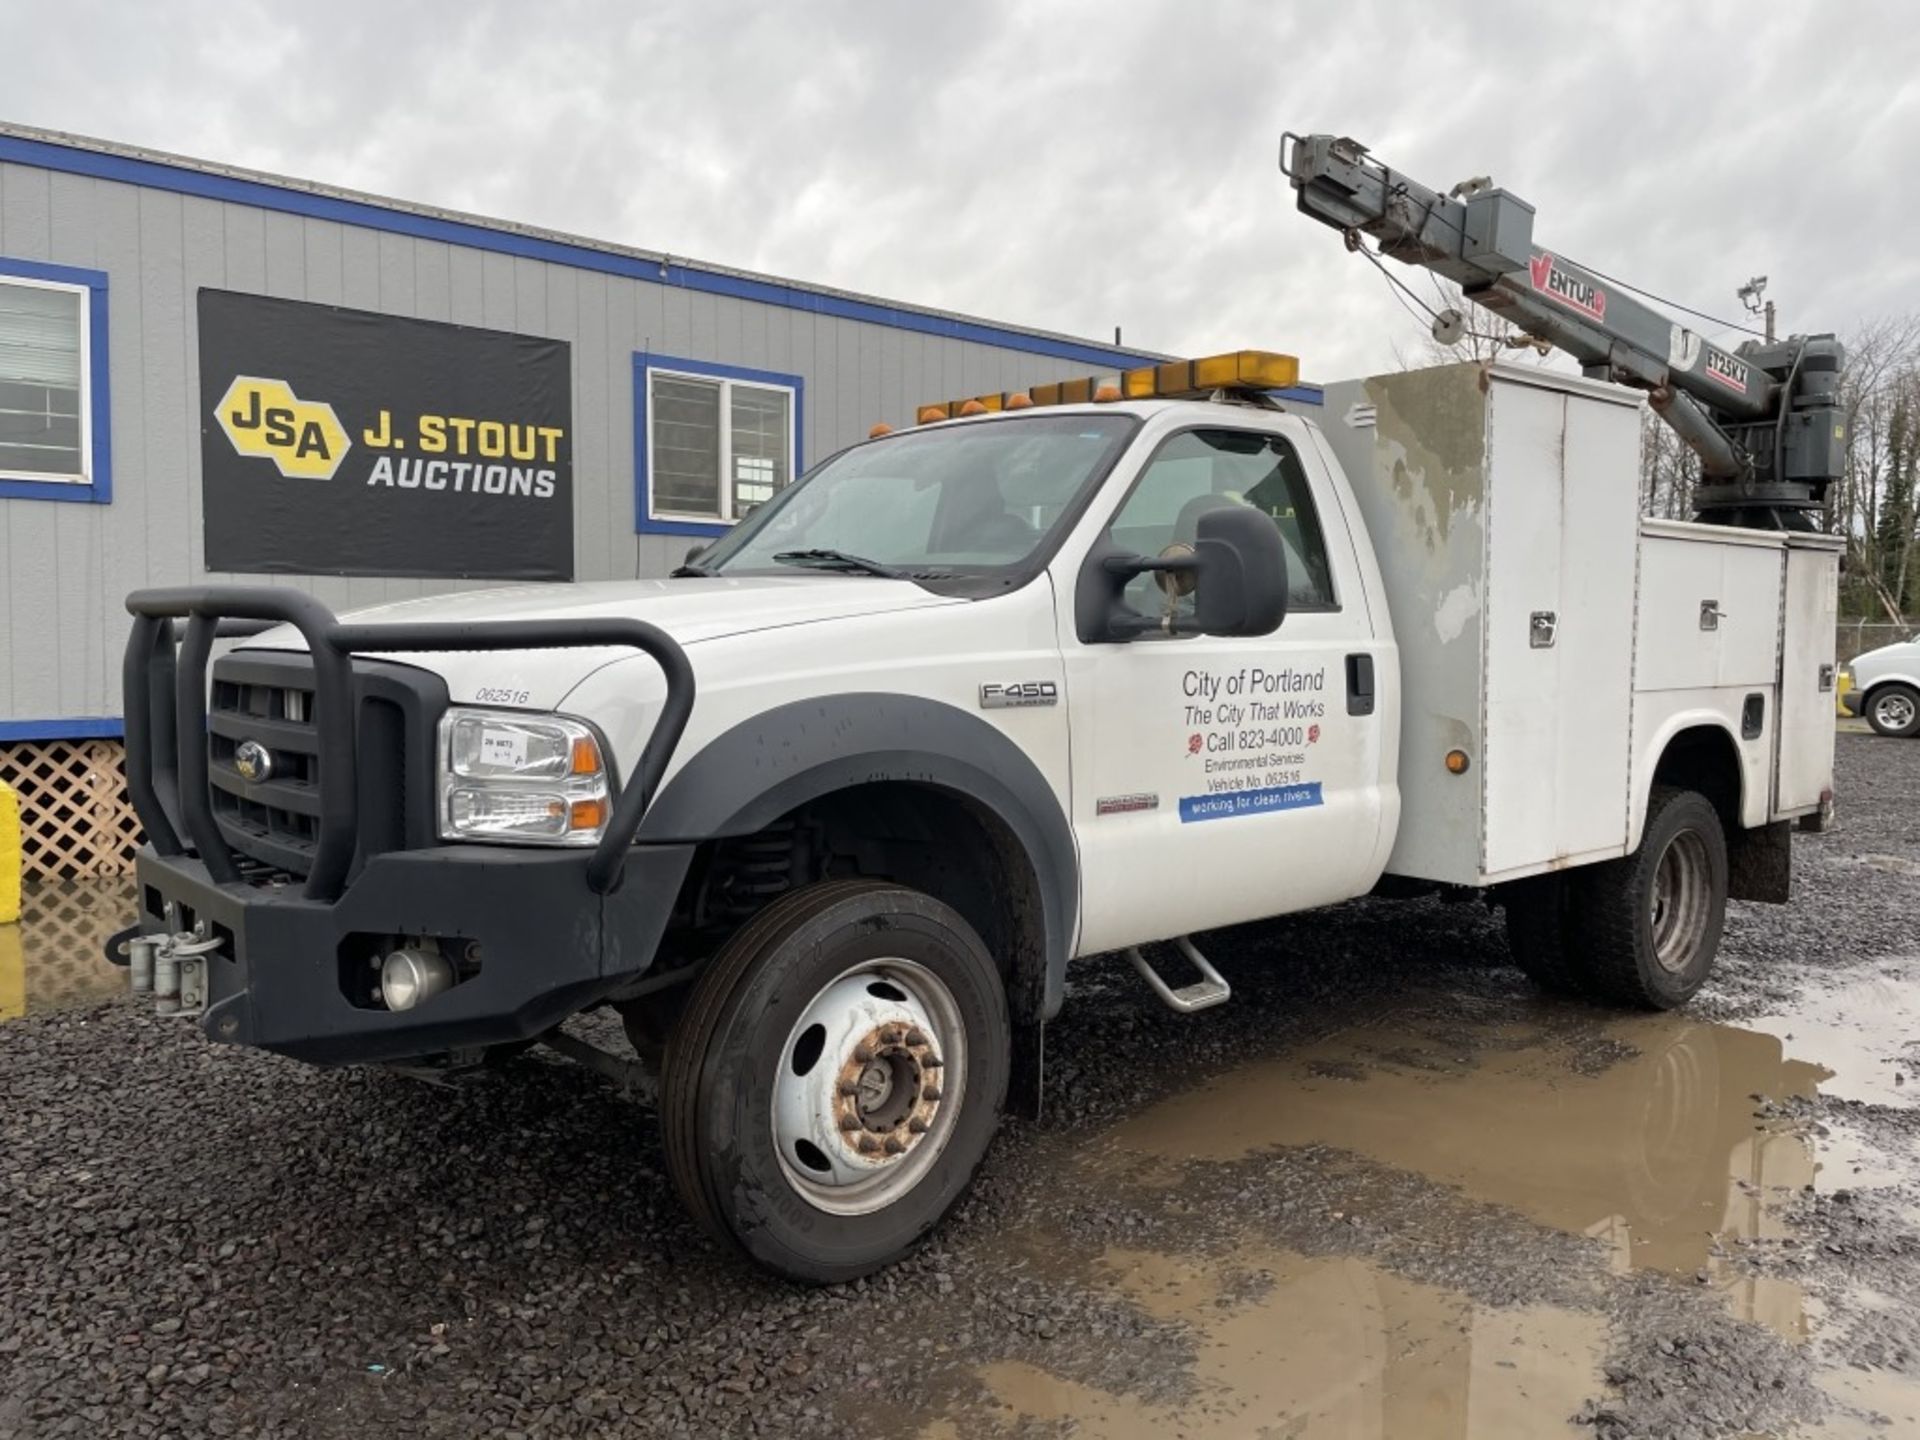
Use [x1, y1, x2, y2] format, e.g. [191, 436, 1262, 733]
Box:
[0, 780, 20, 925]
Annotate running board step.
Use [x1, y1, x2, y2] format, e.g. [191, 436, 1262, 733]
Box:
[1125, 936, 1231, 1014]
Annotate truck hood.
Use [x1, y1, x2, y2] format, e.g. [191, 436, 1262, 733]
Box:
[237, 577, 964, 709]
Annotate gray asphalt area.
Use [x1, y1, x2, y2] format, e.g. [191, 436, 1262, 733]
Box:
[2, 731, 1917, 1439]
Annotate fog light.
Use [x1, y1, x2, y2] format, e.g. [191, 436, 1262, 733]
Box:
[380, 946, 454, 1011]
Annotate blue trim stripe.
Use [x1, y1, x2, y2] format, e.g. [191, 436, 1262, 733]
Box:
[0, 254, 112, 504]
[0, 717, 124, 741]
[634, 353, 804, 539]
[0, 132, 1162, 373]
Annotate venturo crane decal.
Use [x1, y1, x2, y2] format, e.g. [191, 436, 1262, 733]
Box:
[1527, 253, 1606, 321]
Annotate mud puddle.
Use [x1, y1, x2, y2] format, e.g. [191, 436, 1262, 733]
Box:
[1742, 955, 1920, 1108]
[0, 879, 134, 1021]
[917, 997, 1905, 1438]
[933, 1249, 1607, 1439]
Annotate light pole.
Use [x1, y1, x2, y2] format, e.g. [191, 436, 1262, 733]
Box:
[1737, 276, 1775, 344]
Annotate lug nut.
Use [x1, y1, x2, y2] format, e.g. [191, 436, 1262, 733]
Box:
[905, 1029, 928, 1047]
[838, 1082, 860, 1096]
[838, 1115, 861, 1132]
[922, 1086, 943, 1102]
[908, 1118, 930, 1134]
[857, 1136, 881, 1154]
[922, 1056, 944, 1070]
[883, 1138, 907, 1155]
[880, 1028, 903, 1045]
[853, 1044, 874, 1063]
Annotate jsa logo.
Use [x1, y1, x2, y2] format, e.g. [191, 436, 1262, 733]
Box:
[216, 376, 352, 480]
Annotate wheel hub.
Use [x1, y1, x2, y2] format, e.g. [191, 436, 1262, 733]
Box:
[835, 1026, 941, 1153]
[771, 960, 965, 1216]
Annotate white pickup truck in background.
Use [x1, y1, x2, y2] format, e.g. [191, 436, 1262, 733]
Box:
[118, 349, 1840, 1282]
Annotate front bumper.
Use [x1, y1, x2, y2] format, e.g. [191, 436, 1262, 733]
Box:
[135, 840, 693, 1066]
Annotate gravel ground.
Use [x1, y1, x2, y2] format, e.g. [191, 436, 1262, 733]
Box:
[2, 731, 1917, 1439]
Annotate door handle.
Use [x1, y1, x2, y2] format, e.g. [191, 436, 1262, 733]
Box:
[1346, 653, 1375, 717]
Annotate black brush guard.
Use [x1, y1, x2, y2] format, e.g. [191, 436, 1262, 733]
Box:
[123, 586, 696, 900]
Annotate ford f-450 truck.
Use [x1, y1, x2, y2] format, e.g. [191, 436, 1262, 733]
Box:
[115, 137, 1847, 1281]
[115, 353, 1840, 1281]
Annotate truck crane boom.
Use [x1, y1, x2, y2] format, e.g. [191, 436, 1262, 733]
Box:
[1283, 133, 1845, 531]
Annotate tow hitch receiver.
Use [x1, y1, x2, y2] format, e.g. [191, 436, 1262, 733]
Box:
[126, 927, 227, 1017]
[1126, 935, 1231, 1013]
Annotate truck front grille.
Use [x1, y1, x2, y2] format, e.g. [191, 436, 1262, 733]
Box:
[206, 652, 445, 881]
[209, 670, 324, 874]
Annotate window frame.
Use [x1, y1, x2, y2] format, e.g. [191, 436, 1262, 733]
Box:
[1101, 423, 1341, 621]
[632, 351, 803, 538]
[0, 257, 111, 504]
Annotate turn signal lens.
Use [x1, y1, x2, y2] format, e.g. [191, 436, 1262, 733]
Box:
[569, 798, 607, 831]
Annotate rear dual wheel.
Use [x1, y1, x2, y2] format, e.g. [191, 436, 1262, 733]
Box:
[1504, 786, 1728, 1009]
[660, 880, 1009, 1284]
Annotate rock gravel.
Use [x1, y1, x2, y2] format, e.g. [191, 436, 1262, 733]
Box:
[1, 731, 1916, 1438]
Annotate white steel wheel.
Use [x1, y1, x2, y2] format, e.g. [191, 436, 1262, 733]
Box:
[772, 959, 967, 1215]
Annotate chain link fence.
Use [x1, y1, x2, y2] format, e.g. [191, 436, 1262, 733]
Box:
[1838, 621, 1918, 665]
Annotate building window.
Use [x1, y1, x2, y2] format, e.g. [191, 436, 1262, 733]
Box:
[635, 353, 802, 537]
[0, 258, 111, 504]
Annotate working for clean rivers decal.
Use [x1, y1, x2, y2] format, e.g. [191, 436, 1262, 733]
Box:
[1177, 664, 1328, 823]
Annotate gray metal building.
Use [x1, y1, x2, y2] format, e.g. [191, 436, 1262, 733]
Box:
[0, 122, 1318, 764]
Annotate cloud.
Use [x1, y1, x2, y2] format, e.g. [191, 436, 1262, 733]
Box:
[7, 0, 1916, 379]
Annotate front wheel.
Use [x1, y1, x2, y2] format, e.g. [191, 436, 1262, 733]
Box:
[660, 880, 1009, 1283]
[1866, 682, 1920, 738]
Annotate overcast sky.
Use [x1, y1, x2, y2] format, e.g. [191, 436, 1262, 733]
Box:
[6, 1, 1914, 379]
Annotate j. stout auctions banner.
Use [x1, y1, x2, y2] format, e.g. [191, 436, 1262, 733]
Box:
[198, 290, 574, 579]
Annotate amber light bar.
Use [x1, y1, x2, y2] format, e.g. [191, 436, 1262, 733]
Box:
[913, 349, 1301, 423]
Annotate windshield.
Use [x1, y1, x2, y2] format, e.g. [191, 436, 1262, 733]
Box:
[697, 414, 1139, 579]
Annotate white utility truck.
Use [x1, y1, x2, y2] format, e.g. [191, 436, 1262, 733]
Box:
[115, 136, 1845, 1281]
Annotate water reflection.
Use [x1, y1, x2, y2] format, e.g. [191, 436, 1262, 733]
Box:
[0, 879, 134, 1021]
[928, 1004, 1850, 1438]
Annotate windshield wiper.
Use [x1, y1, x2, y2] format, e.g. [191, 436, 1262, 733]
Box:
[773, 548, 906, 578]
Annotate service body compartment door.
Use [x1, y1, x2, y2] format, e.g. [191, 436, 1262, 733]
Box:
[1775, 537, 1842, 814]
[1059, 421, 1390, 956]
[1480, 378, 1637, 874]
[1634, 529, 1784, 692]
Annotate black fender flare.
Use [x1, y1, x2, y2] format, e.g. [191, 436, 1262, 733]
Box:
[636, 693, 1079, 1020]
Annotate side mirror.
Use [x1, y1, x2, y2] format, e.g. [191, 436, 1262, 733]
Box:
[1190, 505, 1288, 637]
[683, 543, 710, 568]
[1074, 504, 1288, 642]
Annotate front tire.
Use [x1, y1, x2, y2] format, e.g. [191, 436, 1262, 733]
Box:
[1866, 682, 1920, 737]
[660, 879, 1010, 1284]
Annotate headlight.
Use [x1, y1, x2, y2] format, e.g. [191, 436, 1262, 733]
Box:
[437, 709, 614, 845]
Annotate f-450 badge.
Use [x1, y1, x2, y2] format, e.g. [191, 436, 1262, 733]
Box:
[979, 681, 1058, 709]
